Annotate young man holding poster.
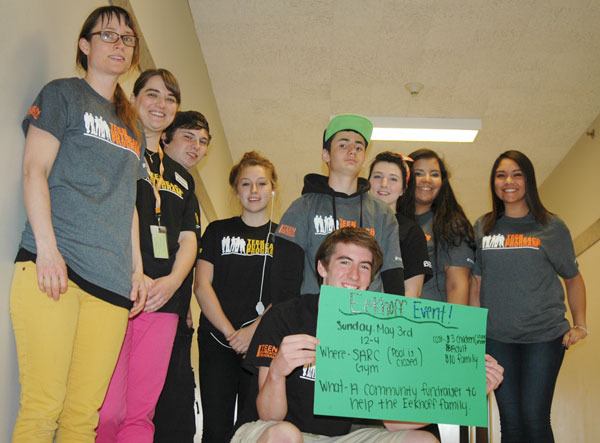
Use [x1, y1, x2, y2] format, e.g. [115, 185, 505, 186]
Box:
[233, 228, 504, 442]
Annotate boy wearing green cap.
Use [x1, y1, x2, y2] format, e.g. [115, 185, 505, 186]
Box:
[271, 114, 405, 303]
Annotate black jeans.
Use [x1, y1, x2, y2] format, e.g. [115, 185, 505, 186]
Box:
[198, 330, 253, 443]
[486, 336, 565, 443]
[153, 321, 196, 443]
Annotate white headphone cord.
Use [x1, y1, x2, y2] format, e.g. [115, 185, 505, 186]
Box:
[209, 316, 257, 349]
[255, 191, 275, 316]
[211, 191, 275, 349]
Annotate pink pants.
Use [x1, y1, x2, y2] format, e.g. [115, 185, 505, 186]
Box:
[96, 312, 178, 443]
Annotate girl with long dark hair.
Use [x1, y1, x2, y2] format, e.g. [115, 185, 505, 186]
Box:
[398, 148, 474, 304]
[471, 150, 587, 442]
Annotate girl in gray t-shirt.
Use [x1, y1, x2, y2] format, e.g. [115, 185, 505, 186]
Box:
[398, 149, 475, 305]
[471, 150, 587, 442]
[397, 148, 475, 440]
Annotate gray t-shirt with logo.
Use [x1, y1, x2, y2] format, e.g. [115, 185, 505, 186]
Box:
[20, 78, 146, 302]
[276, 190, 403, 295]
[473, 214, 578, 343]
[416, 211, 474, 302]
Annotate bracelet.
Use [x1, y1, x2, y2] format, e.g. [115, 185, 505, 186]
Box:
[574, 325, 589, 334]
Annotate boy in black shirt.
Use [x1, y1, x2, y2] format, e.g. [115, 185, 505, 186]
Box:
[152, 111, 211, 443]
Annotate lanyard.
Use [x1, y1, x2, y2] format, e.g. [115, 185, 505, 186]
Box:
[147, 146, 165, 226]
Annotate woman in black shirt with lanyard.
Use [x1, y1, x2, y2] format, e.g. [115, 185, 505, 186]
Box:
[97, 69, 198, 443]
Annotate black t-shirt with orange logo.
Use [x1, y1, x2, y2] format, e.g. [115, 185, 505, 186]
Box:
[243, 294, 352, 437]
[396, 212, 432, 282]
[137, 151, 199, 316]
[417, 211, 474, 302]
[198, 217, 277, 340]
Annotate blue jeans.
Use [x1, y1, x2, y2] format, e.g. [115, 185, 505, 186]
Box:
[486, 336, 565, 443]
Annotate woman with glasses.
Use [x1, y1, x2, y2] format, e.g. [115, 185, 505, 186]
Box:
[10, 6, 146, 442]
[368, 151, 431, 297]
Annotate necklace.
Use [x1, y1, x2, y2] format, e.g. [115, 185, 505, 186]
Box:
[146, 149, 158, 164]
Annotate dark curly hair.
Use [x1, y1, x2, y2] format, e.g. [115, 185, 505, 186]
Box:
[398, 148, 474, 251]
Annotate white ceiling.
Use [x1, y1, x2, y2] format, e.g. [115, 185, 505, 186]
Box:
[189, 0, 600, 220]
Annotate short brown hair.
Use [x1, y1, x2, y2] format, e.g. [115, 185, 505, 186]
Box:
[162, 111, 211, 145]
[315, 227, 383, 284]
[133, 68, 181, 104]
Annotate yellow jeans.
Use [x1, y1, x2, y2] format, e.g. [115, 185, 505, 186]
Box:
[10, 261, 128, 443]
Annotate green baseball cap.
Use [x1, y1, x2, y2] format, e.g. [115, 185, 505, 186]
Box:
[324, 114, 373, 144]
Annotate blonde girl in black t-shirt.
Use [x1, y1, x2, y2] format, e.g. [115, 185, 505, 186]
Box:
[195, 151, 279, 442]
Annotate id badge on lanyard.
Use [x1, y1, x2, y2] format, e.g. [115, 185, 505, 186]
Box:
[148, 146, 169, 259]
[150, 225, 169, 259]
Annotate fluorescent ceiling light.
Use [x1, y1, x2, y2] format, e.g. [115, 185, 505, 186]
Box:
[370, 117, 481, 143]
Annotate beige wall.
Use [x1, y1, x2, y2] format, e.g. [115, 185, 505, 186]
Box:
[540, 114, 600, 238]
[551, 242, 599, 443]
[0, 1, 234, 439]
[128, 0, 235, 221]
[538, 115, 600, 442]
[0, 1, 107, 439]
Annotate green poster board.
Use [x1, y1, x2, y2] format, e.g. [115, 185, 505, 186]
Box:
[314, 286, 489, 426]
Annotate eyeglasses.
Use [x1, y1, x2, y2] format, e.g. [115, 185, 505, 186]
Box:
[88, 30, 138, 48]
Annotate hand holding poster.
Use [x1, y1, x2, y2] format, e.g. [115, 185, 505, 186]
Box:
[314, 286, 489, 426]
